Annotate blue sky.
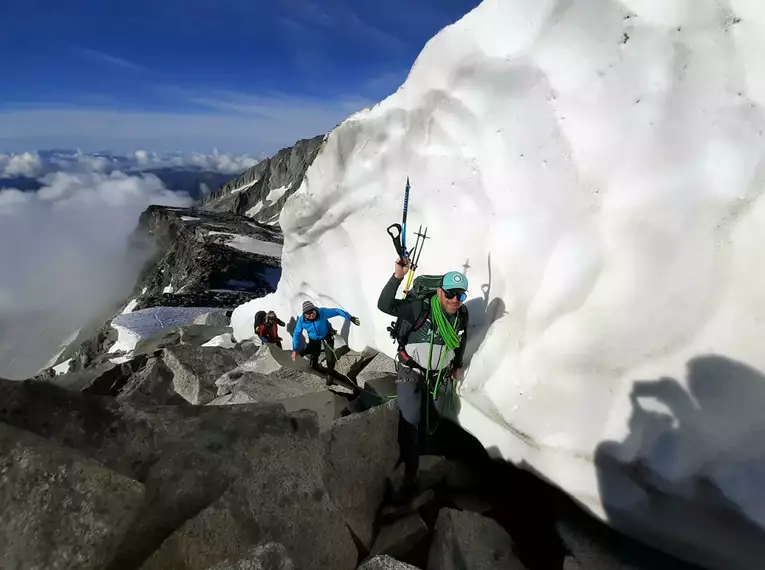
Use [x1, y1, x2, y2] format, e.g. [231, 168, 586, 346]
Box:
[0, 0, 479, 155]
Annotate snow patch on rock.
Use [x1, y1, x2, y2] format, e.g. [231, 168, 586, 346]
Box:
[266, 185, 290, 203]
[207, 231, 282, 258]
[245, 203, 264, 217]
[52, 358, 72, 375]
[201, 333, 237, 349]
[109, 306, 217, 354]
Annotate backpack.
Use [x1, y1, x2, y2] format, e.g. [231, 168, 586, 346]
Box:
[387, 274, 467, 349]
[254, 311, 267, 331]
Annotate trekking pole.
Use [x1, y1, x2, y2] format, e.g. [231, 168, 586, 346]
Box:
[403, 226, 429, 297]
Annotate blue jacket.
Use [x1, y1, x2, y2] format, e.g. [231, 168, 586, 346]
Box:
[292, 307, 352, 350]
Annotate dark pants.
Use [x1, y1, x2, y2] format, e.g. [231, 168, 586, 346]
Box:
[300, 334, 336, 371]
[396, 364, 441, 484]
[396, 361, 458, 488]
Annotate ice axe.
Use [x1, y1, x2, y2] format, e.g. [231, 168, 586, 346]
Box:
[387, 223, 408, 265]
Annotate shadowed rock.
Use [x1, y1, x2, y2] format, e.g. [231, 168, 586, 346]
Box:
[0, 422, 145, 570]
[428, 508, 525, 570]
[322, 400, 399, 549]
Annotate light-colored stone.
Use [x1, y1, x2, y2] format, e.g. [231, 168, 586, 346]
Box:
[208, 376, 347, 429]
[358, 555, 422, 570]
[163, 345, 239, 404]
[194, 311, 230, 327]
[356, 352, 397, 387]
[334, 350, 374, 379]
[214, 344, 288, 395]
[205, 542, 295, 569]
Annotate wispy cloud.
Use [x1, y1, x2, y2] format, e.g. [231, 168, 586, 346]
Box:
[343, 11, 409, 53]
[0, 87, 373, 154]
[186, 89, 371, 119]
[283, 0, 335, 29]
[282, 0, 408, 54]
[73, 48, 149, 73]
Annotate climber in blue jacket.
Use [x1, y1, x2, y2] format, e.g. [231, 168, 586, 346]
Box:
[291, 300, 360, 382]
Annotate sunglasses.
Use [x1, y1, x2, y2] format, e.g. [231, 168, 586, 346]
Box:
[443, 288, 467, 302]
[303, 310, 317, 318]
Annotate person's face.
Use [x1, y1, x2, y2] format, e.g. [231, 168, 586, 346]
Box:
[438, 287, 466, 315]
[304, 310, 317, 321]
[267, 314, 275, 322]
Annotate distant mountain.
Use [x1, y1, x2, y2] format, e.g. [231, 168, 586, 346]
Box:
[201, 135, 325, 224]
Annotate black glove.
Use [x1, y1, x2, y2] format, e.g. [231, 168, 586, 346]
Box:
[350, 316, 360, 326]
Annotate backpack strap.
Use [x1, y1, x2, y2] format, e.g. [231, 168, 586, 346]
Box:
[396, 299, 430, 351]
[412, 299, 431, 334]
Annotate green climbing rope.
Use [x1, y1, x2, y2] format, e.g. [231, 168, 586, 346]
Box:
[424, 298, 462, 434]
[430, 293, 461, 349]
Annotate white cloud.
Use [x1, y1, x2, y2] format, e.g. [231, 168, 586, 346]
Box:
[0, 170, 191, 378]
[0, 149, 259, 179]
[128, 149, 259, 174]
[73, 48, 149, 73]
[0, 152, 44, 178]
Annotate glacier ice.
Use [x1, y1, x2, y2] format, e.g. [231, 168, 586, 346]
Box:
[231, 0, 765, 567]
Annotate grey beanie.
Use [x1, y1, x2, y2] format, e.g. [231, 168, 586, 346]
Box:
[302, 300, 316, 313]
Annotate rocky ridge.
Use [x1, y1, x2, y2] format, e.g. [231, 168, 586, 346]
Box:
[40, 133, 324, 382]
[201, 135, 325, 223]
[0, 339, 705, 569]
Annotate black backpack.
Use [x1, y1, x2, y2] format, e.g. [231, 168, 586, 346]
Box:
[387, 274, 467, 349]
[254, 310, 267, 331]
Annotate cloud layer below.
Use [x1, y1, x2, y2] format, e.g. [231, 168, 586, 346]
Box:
[0, 157, 195, 379]
[0, 148, 259, 180]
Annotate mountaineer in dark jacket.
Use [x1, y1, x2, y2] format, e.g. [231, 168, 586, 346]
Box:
[257, 310, 285, 348]
[378, 257, 468, 501]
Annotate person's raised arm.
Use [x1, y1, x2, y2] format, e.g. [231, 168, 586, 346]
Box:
[377, 258, 414, 318]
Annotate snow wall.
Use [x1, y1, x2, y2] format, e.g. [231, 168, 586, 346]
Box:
[232, 1, 765, 568]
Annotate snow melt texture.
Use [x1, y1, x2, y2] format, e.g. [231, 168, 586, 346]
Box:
[110, 306, 217, 354]
[232, 1, 765, 568]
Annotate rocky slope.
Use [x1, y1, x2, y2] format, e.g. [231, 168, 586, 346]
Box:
[38, 204, 282, 380]
[1, 345, 703, 570]
[201, 135, 324, 224]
